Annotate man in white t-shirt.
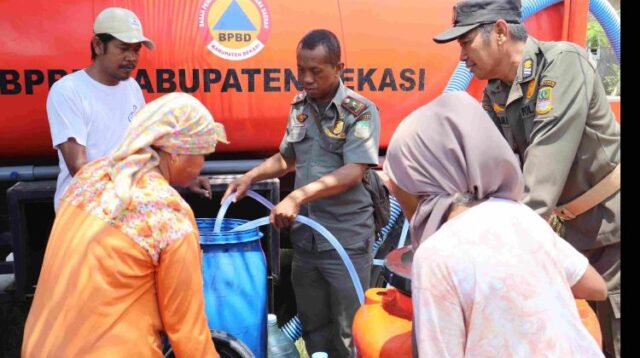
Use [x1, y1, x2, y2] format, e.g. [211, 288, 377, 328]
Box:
[47, 7, 154, 211]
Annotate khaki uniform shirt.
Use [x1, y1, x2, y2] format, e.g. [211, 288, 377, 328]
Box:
[279, 80, 380, 252]
[482, 37, 620, 251]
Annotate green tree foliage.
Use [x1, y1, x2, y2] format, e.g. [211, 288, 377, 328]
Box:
[586, 12, 620, 95]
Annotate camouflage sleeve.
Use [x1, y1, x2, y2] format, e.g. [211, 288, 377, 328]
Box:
[521, 51, 595, 217]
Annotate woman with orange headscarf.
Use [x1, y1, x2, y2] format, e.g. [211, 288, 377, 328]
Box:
[383, 91, 607, 357]
[22, 92, 227, 357]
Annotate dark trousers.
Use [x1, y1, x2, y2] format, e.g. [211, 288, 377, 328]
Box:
[291, 240, 372, 358]
[584, 242, 620, 358]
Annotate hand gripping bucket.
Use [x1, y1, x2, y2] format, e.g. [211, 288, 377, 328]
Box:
[197, 218, 267, 358]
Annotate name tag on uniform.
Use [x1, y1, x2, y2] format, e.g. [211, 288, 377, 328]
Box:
[496, 113, 508, 125]
[354, 120, 371, 139]
[521, 103, 536, 118]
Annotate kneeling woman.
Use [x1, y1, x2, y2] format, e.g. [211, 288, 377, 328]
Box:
[23, 93, 227, 357]
[383, 91, 607, 357]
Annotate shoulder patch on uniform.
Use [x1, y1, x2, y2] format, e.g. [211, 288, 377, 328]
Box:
[341, 96, 366, 116]
[541, 80, 556, 88]
[291, 92, 306, 105]
[493, 103, 505, 113]
[522, 58, 533, 78]
[536, 86, 553, 115]
[354, 120, 371, 139]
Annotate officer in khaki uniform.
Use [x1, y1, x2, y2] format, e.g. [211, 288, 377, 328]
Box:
[223, 29, 380, 357]
[434, 0, 620, 356]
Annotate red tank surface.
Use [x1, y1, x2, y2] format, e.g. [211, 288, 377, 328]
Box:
[0, 0, 589, 164]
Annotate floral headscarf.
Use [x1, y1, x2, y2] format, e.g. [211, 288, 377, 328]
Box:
[102, 92, 228, 219]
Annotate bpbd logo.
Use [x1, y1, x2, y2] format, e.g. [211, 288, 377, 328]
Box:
[198, 0, 271, 61]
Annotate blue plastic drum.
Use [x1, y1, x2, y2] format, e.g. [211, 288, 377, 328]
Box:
[197, 218, 267, 358]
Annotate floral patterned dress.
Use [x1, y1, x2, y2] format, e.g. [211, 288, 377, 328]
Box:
[22, 159, 218, 357]
[412, 198, 603, 358]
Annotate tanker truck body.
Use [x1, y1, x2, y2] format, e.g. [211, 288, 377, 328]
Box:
[0, 0, 578, 164]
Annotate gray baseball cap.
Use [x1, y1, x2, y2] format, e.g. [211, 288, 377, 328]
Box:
[433, 0, 522, 44]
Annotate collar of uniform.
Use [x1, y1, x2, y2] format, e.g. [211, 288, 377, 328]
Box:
[330, 78, 349, 109]
[305, 78, 347, 115]
[486, 78, 505, 96]
[514, 36, 541, 84]
[485, 79, 509, 108]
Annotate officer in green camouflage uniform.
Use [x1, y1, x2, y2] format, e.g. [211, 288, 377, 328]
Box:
[434, 0, 620, 356]
[223, 29, 380, 357]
